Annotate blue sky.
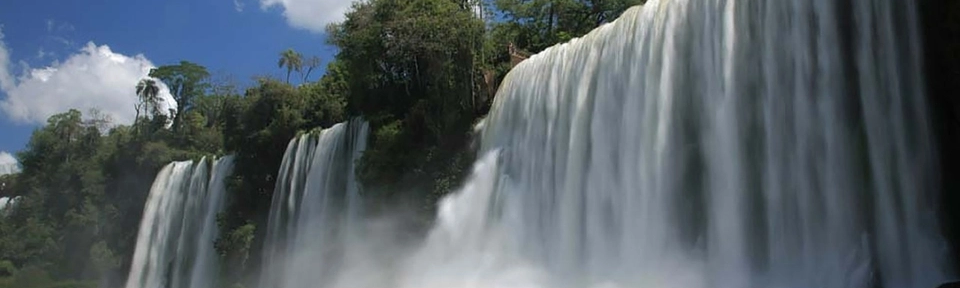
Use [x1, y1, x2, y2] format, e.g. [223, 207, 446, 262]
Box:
[0, 0, 355, 164]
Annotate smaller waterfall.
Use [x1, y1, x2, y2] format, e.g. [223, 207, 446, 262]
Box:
[258, 119, 370, 288]
[124, 155, 235, 288]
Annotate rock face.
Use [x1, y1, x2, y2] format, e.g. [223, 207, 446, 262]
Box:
[921, 0, 960, 272]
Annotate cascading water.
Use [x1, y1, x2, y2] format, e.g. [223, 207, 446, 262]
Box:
[411, 0, 947, 287]
[124, 156, 235, 288]
[255, 1, 949, 288]
[258, 119, 369, 288]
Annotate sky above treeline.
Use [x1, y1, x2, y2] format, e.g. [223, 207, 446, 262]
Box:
[0, 0, 357, 167]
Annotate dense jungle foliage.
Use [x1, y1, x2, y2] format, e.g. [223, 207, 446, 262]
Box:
[0, 0, 645, 287]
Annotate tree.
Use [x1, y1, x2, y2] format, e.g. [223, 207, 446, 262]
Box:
[302, 56, 322, 83]
[277, 49, 303, 84]
[326, 0, 486, 213]
[491, 0, 642, 53]
[84, 108, 113, 134]
[328, 0, 484, 121]
[149, 61, 211, 132]
[134, 79, 162, 121]
[192, 73, 241, 129]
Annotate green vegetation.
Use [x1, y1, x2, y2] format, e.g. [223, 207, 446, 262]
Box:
[149, 61, 211, 133]
[0, 0, 641, 287]
[492, 0, 640, 52]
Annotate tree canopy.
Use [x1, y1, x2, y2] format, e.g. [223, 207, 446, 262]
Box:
[149, 61, 211, 132]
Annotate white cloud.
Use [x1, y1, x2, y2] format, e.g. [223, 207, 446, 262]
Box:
[0, 28, 176, 125]
[259, 0, 352, 33]
[46, 19, 54, 32]
[0, 151, 18, 176]
[235, 0, 246, 12]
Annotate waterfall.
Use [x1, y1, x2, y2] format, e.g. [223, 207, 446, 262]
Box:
[258, 119, 370, 288]
[400, 0, 948, 288]
[124, 155, 235, 288]
[250, 1, 948, 288]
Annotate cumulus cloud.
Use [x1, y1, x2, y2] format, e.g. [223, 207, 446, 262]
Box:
[260, 0, 352, 33]
[0, 151, 18, 176]
[0, 28, 176, 125]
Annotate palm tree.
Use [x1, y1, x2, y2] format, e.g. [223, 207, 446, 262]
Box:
[302, 56, 322, 83]
[135, 79, 162, 119]
[278, 49, 303, 84]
